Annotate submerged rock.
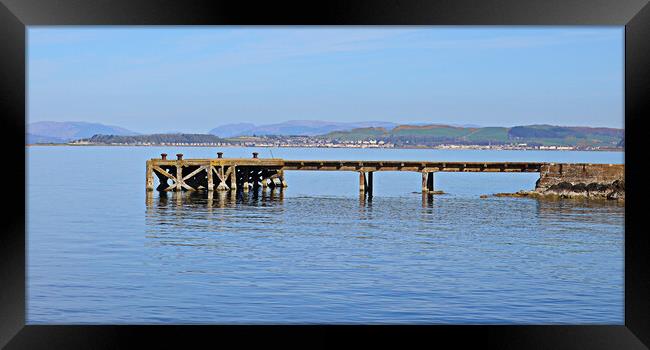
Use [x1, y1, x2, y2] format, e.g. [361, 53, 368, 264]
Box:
[491, 180, 624, 202]
[542, 180, 624, 201]
[492, 163, 626, 202]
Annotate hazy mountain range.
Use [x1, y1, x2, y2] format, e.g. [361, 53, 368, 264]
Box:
[26, 120, 623, 148]
[208, 120, 400, 137]
[26, 120, 486, 141]
[27, 121, 138, 144]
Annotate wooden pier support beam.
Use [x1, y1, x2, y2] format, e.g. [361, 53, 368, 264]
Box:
[278, 170, 288, 188]
[252, 169, 261, 190]
[176, 164, 183, 191]
[152, 166, 176, 191]
[146, 160, 154, 191]
[359, 171, 367, 192]
[216, 166, 229, 191]
[427, 172, 434, 192]
[230, 165, 237, 191]
[242, 169, 250, 193]
[367, 171, 373, 196]
[206, 165, 214, 191]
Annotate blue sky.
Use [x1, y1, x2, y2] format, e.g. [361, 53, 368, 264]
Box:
[28, 27, 624, 133]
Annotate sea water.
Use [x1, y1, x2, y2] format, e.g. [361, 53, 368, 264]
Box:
[26, 146, 624, 324]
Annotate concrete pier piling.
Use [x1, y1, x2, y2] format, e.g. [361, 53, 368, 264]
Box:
[421, 172, 434, 193]
[146, 155, 623, 198]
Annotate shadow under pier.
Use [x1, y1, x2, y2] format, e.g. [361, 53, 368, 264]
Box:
[146, 186, 285, 210]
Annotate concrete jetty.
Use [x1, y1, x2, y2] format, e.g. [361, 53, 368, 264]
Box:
[146, 152, 624, 198]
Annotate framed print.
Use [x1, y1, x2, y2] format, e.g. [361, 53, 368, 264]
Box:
[1, 0, 649, 348]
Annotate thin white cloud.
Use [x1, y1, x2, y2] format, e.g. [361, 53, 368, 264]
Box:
[29, 27, 621, 73]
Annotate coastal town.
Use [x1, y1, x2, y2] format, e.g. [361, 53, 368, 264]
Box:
[33, 121, 624, 151]
[67, 135, 620, 151]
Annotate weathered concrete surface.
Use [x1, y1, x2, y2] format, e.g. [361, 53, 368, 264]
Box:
[490, 164, 625, 201]
[494, 163, 625, 201]
[534, 163, 624, 201]
[147, 156, 624, 201]
[536, 163, 624, 190]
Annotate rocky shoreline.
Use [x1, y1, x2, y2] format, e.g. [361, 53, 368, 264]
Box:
[488, 163, 625, 202]
[491, 179, 624, 202]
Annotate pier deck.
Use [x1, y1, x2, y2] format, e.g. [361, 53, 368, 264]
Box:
[282, 160, 543, 172]
[146, 152, 622, 196]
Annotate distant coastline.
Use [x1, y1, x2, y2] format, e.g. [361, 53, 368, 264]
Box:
[26, 143, 623, 152]
[27, 121, 624, 152]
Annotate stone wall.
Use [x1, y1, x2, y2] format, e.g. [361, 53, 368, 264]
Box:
[536, 163, 624, 190]
[534, 163, 624, 200]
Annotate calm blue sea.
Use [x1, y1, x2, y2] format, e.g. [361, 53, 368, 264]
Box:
[27, 146, 624, 324]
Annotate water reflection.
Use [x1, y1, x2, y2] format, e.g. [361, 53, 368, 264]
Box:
[138, 189, 626, 324]
[146, 188, 287, 209]
[145, 188, 288, 247]
[146, 189, 623, 230]
[30, 146, 626, 324]
[534, 197, 624, 226]
[422, 193, 434, 208]
[143, 190, 624, 287]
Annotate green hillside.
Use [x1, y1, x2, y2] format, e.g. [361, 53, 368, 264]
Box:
[324, 127, 388, 141]
[508, 125, 622, 146]
[390, 125, 470, 138]
[464, 127, 510, 143]
[319, 124, 622, 148]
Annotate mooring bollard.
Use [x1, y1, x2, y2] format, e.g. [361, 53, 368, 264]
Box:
[217, 152, 223, 158]
[252, 152, 259, 159]
[176, 153, 183, 160]
[161, 153, 167, 160]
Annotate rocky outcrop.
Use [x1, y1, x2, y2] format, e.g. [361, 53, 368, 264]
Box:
[533, 179, 624, 200]
[492, 163, 625, 201]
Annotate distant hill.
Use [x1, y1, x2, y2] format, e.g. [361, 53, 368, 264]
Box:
[508, 125, 622, 146]
[28, 121, 138, 143]
[77, 133, 227, 145]
[320, 124, 623, 148]
[209, 120, 398, 137]
[26, 133, 69, 144]
[209, 123, 257, 137]
[27, 120, 623, 149]
[325, 127, 390, 141]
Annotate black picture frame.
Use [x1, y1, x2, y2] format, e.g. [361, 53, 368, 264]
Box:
[1, 0, 648, 348]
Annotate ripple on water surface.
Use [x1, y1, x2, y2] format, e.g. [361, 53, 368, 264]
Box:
[27, 147, 624, 324]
